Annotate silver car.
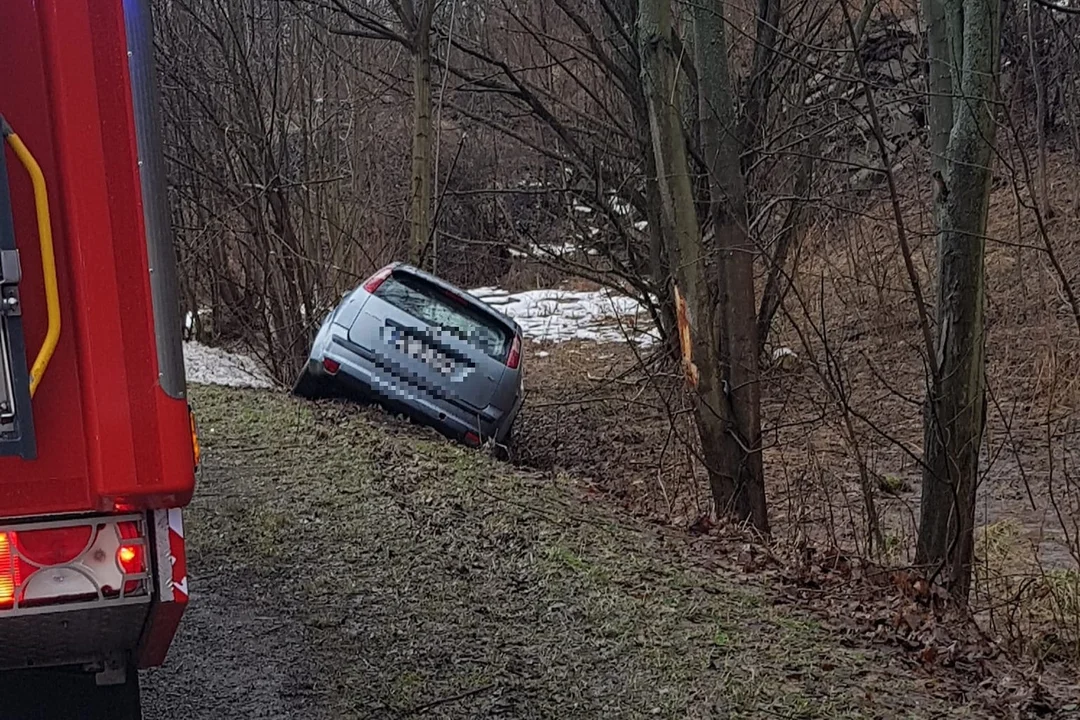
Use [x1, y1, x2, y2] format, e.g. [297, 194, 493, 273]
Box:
[294, 262, 525, 448]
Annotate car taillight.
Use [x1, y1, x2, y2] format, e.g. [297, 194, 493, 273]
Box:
[322, 357, 341, 374]
[362, 264, 395, 293]
[464, 431, 481, 447]
[506, 334, 522, 369]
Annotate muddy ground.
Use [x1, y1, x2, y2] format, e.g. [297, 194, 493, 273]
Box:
[137, 384, 998, 719]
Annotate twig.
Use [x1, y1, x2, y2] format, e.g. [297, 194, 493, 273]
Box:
[403, 683, 496, 716]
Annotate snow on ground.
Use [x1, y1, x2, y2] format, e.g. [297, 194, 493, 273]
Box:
[470, 286, 658, 345]
[181, 284, 656, 390]
[183, 341, 274, 389]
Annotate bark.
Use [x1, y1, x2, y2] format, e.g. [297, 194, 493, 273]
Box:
[614, 0, 678, 351]
[409, 2, 434, 266]
[638, 0, 753, 528]
[644, 144, 679, 352]
[921, 0, 954, 173]
[917, 0, 1000, 596]
[1027, 2, 1051, 216]
[739, 0, 781, 175]
[693, 0, 768, 532]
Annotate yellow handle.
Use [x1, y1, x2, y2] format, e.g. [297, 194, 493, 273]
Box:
[2, 118, 61, 398]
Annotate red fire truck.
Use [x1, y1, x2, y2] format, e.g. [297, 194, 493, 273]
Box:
[0, 0, 197, 716]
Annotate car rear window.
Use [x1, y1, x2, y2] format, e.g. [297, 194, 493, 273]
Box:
[374, 273, 513, 361]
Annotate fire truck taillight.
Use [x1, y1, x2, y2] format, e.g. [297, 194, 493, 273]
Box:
[0, 518, 149, 610]
[116, 521, 145, 595]
[0, 534, 20, 608]
[117, 522, 143, 572]
[16, 526, 94, 566]
[118, 545, 138, 567]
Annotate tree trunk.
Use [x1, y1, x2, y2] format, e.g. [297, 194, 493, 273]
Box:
[409, 3, 434, 266]
[644, 147, 679, 353]
[917, 0, 1000, 597]
[738, 0, 780, 177]
[616, 0, 679, 354]
[921, 0, 953, 174]
[638, 0, 746, 528]
[693, 0, 768, 532]
[1027, 1, 1051, 217]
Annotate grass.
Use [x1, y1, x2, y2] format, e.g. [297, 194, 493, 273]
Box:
[975, 520, 1080, 661]
[184, 384, 986, 719]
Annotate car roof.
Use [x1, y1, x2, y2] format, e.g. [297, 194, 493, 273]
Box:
[389, 263, 523, 336]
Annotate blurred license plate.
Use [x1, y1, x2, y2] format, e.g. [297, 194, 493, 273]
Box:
[389, 330, 456, 376]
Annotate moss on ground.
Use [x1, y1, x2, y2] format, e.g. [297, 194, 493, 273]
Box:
[184, 385, 980, 719]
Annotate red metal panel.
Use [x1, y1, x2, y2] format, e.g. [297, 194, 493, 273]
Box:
[0, 0, 92, 515]
[138, 508, 188, 667]
[0, 0, 195, 516]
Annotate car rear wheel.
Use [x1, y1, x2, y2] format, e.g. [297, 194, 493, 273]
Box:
[491, 419, 516, 461]
[292, 366, 327, 399]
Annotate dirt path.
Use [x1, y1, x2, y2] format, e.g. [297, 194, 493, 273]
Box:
[140, 386, 986, 719]
[141, 572, 327, 719]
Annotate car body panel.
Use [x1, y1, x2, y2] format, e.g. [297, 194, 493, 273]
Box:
[347, 290, 506, 411]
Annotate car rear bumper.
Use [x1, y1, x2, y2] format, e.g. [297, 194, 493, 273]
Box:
[308, 334, 513, 443]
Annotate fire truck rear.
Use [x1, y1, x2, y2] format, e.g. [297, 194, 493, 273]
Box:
[0, 0, 197, 716]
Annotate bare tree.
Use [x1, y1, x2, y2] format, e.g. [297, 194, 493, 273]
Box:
[916, 0, 1002, 596]
[1026, 0, 1052, 217]
[694, 0, 768, 531]
[158, 0, 410, 380]
[639, 0, 769, 532]
[639, 0, 725, 526]
[323, 0, 436, 265]
[398, 0, 436, 264]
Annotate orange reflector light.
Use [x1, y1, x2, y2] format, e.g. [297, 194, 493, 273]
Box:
[118, 546, 137, 566]
[0, 533, 20, 608]
[116, 521, 145, 595]
[117, 521, 144, 576]
[189, 405, 201, 468]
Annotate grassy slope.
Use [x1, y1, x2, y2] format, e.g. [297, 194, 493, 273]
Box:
[186, 384, 979, 719]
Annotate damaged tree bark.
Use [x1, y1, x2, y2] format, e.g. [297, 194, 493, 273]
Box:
[639, 0, 768, 533]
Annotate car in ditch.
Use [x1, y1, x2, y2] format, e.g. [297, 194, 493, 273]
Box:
[294, 262, 525, 448]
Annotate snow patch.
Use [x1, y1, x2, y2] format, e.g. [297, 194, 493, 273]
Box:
[470, 287, 657, 346]
[608, 197, 632, 216]
[183, 342, 273, 389]
[508, 242, 595, 259]
[771, 346, 801, 371]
